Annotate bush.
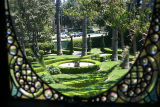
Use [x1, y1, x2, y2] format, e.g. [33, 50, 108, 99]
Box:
[87, 35, 92, 51]
[26, 56, 33, 63]
[38, 43, 54, 53]
[53, 59, 101, 74]
[40, 73, 55, 84]
[26, 48, 35, 56]
[39, 50, 44, 56]
[46, 65, 61, 75]
[100, 35, 105, 51]
[73, 39, 82, 47]
[68, 36, 73, 54]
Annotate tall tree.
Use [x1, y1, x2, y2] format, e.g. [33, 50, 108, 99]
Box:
[56, 0, 63, 55]
[63, 0, 101, 56]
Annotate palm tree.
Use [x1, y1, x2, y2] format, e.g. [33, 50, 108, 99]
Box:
[111, 28, 118, 61]
[56, 0, 63, 55]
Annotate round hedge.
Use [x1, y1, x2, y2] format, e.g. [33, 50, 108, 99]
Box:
[52, 59, 101, 74]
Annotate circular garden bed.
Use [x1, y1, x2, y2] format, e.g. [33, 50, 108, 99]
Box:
[52, 59, 101, 74]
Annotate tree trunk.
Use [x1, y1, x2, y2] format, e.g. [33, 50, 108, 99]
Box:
[17, 18, 26, 57]
[56, 0, 63, 55]
[120, 31, 125, 50]
[12, 16, 26, 57]
[133, 37, 137, 56]
[111, 29, 118, 61]
[30, 14, 41, 59]
[52, 0, 56, 32]
[81, 16, 87, 56]
[142, 0, 147, 12]
[121, 50, 130, 69]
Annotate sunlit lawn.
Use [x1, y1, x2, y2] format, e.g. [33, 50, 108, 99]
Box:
[36, 60, 129, 98]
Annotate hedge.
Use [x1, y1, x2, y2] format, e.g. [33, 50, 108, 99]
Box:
[52, 49, 71, 55]
[99, 54, 112, 62]
[52, 59, 101, 74]
[44, 53, 100, 65]
[25, 43, 54, 54]
[102, 48, 123, 54]
[33, 67, 45, 73]
[73, 47, 82, 51]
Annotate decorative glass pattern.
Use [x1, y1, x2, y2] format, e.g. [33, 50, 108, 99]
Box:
[6, 0, 160, 104]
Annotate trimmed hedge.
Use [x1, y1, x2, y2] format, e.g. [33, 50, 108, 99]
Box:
[99, 54, 112, 62]
[73, 47, 82, 51]
[52, 59, 101, 74]
[52, 49, 71, 55]
[44, 53, 100, 65]
[102, 48, 123, 54]
[33, 67, 45, 73]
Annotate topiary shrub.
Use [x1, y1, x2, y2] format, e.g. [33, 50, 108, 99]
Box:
[26, 48, 35, 56]
[87, 35, 92, 51]
[38, 43, 54, 53]
[73, 39, 82, 48]
[100, 35, 105, 51]
[26, 56, 33, 63]
[39, 50, 44, 56]
[46, 65, 61, 75]
[40, 73, 55, 84]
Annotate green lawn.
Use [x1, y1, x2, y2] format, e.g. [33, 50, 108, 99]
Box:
[30, 47, 134, 98]
[36, 60, 129, 98]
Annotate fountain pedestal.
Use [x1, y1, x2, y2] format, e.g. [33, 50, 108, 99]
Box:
[74, 61, 80, 67]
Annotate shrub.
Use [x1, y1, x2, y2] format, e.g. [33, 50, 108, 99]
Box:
[40, 73, 55, 84]
[87, 35, 92, 51]
[100, 35, 105, 51]
[68, 36, 73, 54]
[39, 50, 44, 56]
[26, 48, 35, 56]
[38, 43, 54, 53]
[46, 65, 61, 75]
[73, 39, 82, 47]
[26, 56, 33, 63]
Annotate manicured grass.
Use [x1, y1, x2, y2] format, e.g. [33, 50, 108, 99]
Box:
[30, 47, 134, 98]
[36, 60, 129, 98]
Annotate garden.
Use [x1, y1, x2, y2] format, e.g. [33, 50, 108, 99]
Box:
[10, 0, 152, 98]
